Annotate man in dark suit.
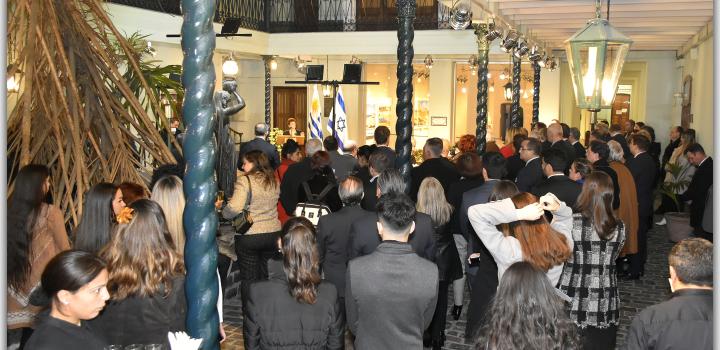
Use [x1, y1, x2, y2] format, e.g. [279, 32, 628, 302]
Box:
[515, 138, 544, 192]
[548, 123, 576, 172]
[410, 137, 460, 201]
[323, 136, 357, 181]
[532, 148, 581, 209]
[568, 127, 586, 159]
[238, 123, 280, 169]
[317, 176, 371, 315]
[587, 140, 620, 209]
[503, 133, 527, 182]
[346, 192, 439, 350]
[279, 138, 323, 215]
[459, 152, 504, 338]
[360, 152, 392, 211]
[662, 126, 683, 173]
[625, 134, 658, 279]
[609, 123, 631, 162]
[348, 169, 436, 261]
[372, 126, 396, 166]
[680, 143, 713, 241]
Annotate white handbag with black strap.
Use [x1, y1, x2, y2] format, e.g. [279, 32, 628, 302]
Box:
[294, 182, 333, 225]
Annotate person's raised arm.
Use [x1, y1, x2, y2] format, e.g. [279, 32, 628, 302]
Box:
[540, 193, 573, 249]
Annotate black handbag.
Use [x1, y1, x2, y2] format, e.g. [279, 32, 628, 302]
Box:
[231, 176, 253, 234]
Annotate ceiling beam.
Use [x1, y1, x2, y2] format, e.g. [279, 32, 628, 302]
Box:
[499, 11, 712, 19]
[497, 0, 712, 9]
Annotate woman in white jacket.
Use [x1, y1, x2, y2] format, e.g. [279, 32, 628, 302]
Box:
[467, 192, 573, 286]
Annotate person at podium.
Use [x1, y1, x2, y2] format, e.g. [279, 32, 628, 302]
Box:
[284, 118, 305, 136]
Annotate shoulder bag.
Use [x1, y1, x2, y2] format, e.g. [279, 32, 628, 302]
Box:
[231, 176, 254, 234]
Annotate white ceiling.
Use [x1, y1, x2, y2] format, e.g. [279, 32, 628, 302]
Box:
[477, 0, 713, 51]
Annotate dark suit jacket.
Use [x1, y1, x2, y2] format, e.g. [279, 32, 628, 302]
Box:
[346, 242, 439, 350]
[515, 157, 544, 192]
[611, 133, 632, 161]
[360, 175, 378, 212]
[680, 157, 713, 229]
[279, 158, 314, 214]
[627, 152, 658, 218]
[541, 140, 553, 154]
[447, 177, 485, 235]
[593, 159, 621, 209]
[317, 205, 372, 298]
[348, 211, 436, 261]
[410, 157, 460, 201]
[373, 146, 397, 167]
[504, 154, 524, 182]
[531, 175, 582, 209]
[328, 150, 357, 181]
[550, 140, 577, 171]
[572, 141, 586, 159]
[239, 137, 280, 169]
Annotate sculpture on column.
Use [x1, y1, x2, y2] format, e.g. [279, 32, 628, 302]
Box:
[395, 0, 416, 193]
[214, 78, 246, 199]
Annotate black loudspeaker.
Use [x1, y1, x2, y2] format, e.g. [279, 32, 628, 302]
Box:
[306, 65, 324, 81]
[221, 18, 241, 34]
[342, 64, 362, 83]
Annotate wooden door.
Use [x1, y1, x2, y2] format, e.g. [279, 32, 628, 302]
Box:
[611, 93, 631, 126]
[273, 87, 307, 134]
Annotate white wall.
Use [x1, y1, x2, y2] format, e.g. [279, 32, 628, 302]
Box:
[680, 37, 714, 154]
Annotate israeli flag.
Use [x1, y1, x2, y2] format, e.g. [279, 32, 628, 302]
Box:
[327, 87, 348, 153]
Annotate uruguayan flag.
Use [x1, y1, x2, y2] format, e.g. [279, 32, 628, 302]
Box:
[308, 85, 323, 140]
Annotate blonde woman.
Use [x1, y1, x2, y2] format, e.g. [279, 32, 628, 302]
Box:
[500, 127, 528, 158]
[417, 177, 462, 350]
[151, 175, 185, 255]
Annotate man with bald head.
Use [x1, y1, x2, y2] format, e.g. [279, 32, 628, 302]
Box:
[548, 122, 576, 172]
[317, 176, 371, 314]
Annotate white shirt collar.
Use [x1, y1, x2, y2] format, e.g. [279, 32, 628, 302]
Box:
[698, 157, 709, 167]
[525, 156, 540, 165]
[370, 174, 379, 183]
[548, 173, 565, 178]
[634, 151, 646, 158]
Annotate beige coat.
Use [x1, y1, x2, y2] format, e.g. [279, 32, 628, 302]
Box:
[609, 161, 639, 256]
[224, 173, 281, 235]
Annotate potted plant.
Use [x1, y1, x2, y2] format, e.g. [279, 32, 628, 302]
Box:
[658, 162, 693, 242]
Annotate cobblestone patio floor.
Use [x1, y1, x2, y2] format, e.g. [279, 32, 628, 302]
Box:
[222, 218, 674, 349]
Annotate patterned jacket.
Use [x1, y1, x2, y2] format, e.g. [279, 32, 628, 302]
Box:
[557, 214, 626, 328]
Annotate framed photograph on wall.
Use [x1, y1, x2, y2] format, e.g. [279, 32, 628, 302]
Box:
[431, 116, 447, 126]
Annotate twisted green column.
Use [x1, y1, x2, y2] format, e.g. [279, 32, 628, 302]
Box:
[532, 62, 540, 125]
[474, 24, 489, 155]
[395, 0, 415, 192]
[181, 0, 219, 349]
[510, 54, 522, 128]
[262, 55, 272, 127]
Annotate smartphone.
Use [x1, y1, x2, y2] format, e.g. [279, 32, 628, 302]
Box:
[469, 256, 481, 265]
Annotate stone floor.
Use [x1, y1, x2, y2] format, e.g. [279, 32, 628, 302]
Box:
[222, 218, 674, 349]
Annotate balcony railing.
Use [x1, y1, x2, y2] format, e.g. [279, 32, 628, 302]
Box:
[110, 0, 452, 33]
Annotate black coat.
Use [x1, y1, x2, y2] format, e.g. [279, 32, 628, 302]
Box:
[572, 141, 586, 159]
[550, 140, 577, 171]
[611, 133, 632, 161]
[410, 157, 460, 201]
[373, 146, 397, 167]
[239, 137, 281, 169]
[430, 222, 462, 282]
[89, 276, 186, 348]
[662, 138, 681, 169]
[244, 273, 344, 350]
[593, 159, 621, 209]
[317, 205, 372, 298]
[504, 154, 525, 182]
[346, 242, 439, 350]
[531, 175, 582, 209]
[515, 157, 544, 193]
[627, 152, 658, 218]
[360, 174, 378, 212]
[347, 211, 436, 261]
[26, 312, 108, 350]
[280, 158, 314, 214]
[296, 173, 343, 212]
[680, 157, 713, 229]
[624, 289, 712, 350]
[541, 140, 553, 153]
[447, 177, 485, 235]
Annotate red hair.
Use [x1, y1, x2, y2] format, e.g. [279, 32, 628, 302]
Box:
[456, 134, 477, 154]
[508, 193, 571, 271]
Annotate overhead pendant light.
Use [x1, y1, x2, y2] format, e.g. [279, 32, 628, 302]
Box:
[449, 2, 472, 30]
[222, 55, 239, 76]
[565, 0, 632, 110]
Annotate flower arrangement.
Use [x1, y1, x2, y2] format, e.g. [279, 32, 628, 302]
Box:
[268, 127, 284, 153]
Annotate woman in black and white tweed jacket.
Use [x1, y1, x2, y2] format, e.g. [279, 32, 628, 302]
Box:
[557, 171, 626, 350]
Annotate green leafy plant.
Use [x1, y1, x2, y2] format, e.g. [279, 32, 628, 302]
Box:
[658, 161, 692, 211]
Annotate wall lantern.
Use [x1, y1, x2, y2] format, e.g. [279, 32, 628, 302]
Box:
[565, 0, 632, 110]
[222, 56, 239, 76]
[503, 82, 513, 101]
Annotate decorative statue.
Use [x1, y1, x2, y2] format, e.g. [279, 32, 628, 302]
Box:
[214, 78, 246, 199]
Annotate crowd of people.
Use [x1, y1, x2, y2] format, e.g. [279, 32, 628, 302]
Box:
[6, 119, 713, 350]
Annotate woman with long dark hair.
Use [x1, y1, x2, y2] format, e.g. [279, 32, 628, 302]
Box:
[90, 199, 186, 347]
[479, 261, 578, 350]
[223, 150, 282, 304]
[24, 250, 110, 350]
[74, 183, 126, 253]
[244, 224, 343, 349]
[468, 191, 572, 286]
[8, 165, 70, 347]
[417, 177, 462, 349]
[558, 172, 626, 349]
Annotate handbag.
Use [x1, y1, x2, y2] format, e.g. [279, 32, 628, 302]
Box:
[231, 176, 254, 234]
[294, 181, 333, 226]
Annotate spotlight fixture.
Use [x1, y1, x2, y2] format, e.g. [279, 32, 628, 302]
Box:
[222, 55, 239, 76]
[528, 45, 543, 62]
[514, 38, 530, 58]
[500, 29, 519, 52]
[485, 19, 502, 41]
[449, 2, 472, 30]
[424, 55, 433, 69]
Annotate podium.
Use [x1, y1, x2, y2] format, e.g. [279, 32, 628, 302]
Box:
[275, 135, 305, 147]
